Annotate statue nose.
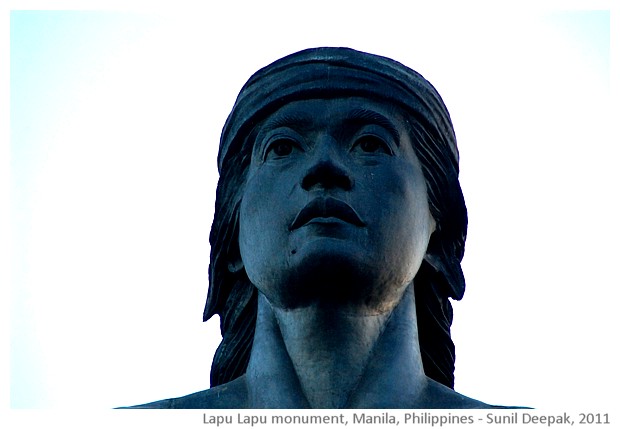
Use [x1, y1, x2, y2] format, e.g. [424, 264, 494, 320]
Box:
[301, 155, 353, 192]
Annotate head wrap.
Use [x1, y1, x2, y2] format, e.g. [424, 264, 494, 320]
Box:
[219, 47, 458, 171]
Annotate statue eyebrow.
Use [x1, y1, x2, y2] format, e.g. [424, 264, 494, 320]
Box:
[261, 111, 313, 133]
[345, 108, 401, 145]
[259, 107, 401, 145]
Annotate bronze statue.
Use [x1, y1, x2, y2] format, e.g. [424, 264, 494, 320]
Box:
[129, 47, 501, 408]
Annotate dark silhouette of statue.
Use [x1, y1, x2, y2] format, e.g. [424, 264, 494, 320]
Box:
[128, 47, 502, 408]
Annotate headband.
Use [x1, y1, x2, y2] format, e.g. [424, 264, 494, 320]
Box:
[218, 47, 458, 174]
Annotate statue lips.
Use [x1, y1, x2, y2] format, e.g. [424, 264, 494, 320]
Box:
[289, 197, 366, 231]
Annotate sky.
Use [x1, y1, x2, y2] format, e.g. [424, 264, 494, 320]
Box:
[5, 0, 619, 417]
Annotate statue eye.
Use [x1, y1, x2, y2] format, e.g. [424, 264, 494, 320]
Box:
[265, 137, 299, 160]
[352, 135, 393, 155]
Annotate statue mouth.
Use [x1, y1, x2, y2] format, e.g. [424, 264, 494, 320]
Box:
[289, 197, 366, 231]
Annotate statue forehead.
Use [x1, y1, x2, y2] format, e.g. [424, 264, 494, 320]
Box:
[258, 97, 406, 127]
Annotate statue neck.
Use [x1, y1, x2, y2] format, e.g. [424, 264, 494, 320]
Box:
[245, 284, 428, 408]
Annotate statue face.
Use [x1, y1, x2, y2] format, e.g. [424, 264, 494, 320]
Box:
[238, 97, 435, 314]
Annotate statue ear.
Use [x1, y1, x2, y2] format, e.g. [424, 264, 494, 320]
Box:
[226, 210, 245, 274]
[227, 255, 244, 273]
[422, 232, 466, 301]
[430, 215, 437, 234]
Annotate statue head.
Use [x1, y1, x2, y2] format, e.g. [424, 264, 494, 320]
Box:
[203, 47, 467, 389]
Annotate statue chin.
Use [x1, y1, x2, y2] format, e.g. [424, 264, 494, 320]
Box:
[254, 246, 408, 314]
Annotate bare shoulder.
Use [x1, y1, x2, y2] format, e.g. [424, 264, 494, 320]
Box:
[120, 376, 248, 409]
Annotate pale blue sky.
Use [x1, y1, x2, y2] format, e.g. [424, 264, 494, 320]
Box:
[8, 5, 617, 413]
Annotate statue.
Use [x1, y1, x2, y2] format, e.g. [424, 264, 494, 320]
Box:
[128, 47, 502, 408]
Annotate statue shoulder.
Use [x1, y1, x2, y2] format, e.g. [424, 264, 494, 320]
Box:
[420, 378, 503, 409]
[121, 375, 248, 409]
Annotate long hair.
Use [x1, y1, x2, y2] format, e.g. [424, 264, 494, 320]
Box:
[204, 47, 468, 389]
